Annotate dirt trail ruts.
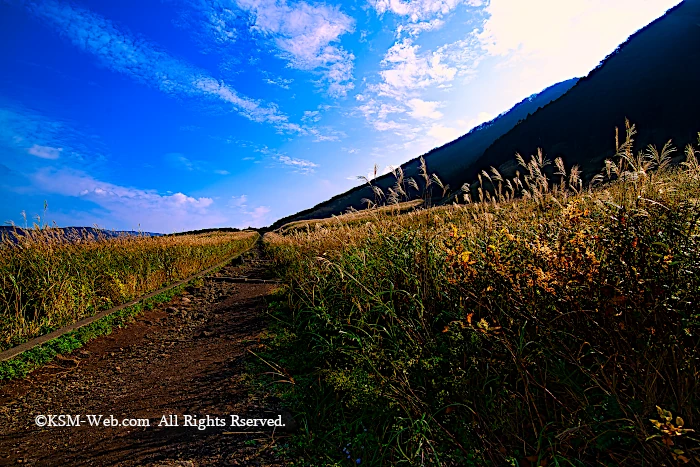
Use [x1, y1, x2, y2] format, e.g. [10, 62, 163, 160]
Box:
[0, 246, 291, 466]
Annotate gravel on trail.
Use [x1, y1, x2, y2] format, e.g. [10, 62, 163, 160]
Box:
[0, 248, 294, 467]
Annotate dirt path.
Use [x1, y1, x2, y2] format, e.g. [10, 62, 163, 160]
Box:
[0, 247, 291, 466]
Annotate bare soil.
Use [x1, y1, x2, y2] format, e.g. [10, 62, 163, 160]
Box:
[0, 248, 293, 466]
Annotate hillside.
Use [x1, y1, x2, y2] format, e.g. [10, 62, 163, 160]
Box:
[462, 0, 698, 189]
[268, 78, 578, 229]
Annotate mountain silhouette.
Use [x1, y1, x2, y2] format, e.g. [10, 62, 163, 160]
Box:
[459, 0, 697, 192]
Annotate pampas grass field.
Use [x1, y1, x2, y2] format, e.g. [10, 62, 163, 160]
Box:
[0, 228, 258, 350]
[260, 123, 700, 465]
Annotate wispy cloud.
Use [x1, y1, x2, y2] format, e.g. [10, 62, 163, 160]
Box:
[307, 127, 345, 142]
[356, 32, 483, 147]
[173, 0, 241, 52]
[357, 99, 406, 128]
[263, 73, 294, 89]
[276, 155, 318, 174]
[0, 102, 107, 166]
[187, 0, 356, 97]
[27, 144, 63, 160]
[18, 0, 300, 131]
[302, 110, 321, 123]
[165, 153, 231, 175]
[406, 98, 443, 120]
[227, 194, 272, 227]
[166, 153, 196, 171]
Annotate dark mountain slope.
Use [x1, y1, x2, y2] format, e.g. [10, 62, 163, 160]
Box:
[463, 1, 698, 188]
[269, 78, 578, 229]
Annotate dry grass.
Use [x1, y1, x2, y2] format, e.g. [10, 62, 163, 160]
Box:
[275, 199, 423, 234]
[262, 125, 700, 465]
[0, 229, 258, 350]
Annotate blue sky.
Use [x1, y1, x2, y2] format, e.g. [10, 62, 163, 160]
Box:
[0, 0, 680, 232]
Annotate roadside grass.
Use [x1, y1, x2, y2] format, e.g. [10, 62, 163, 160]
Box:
[261, 124, 700, 466]
[0, 230, 258, 351]
[0, 283, 183, 380]
[0, 251, 243, 381]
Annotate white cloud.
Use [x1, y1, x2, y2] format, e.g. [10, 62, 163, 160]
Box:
[309, 131, 344, 142]
[215, 169, 230, 174]
[357, 98, 408, 132]
[407, 98, 443, 119]
[358, 100, 405, 120]
[376, 39, 456, 99]
[193, 77, 288, 124]
[369, 0, 482, 22]
[396, 18, 445, 36]
[30, 167, 224, 232]
[27, 144, 63, 160]
[372, 35, 482, 100]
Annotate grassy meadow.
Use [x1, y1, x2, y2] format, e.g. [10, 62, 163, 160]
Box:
[261, 123, 700, 465]
[0, 228, 258, 351]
